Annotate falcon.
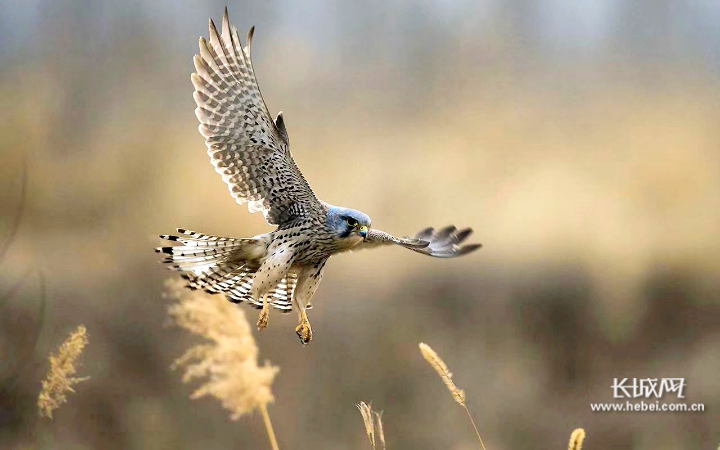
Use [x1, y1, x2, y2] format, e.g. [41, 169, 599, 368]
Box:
[157, 9, 481, 345]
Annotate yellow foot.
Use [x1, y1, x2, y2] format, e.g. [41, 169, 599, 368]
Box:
[257, 308, 269, 331]
[295, 319, 313, 345]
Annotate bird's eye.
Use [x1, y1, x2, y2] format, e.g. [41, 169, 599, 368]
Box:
[346, 217, 358, 227]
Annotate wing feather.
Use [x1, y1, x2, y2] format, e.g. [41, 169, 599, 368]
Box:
[357, 226, 481, 258]
[192, 9, 320, 225]
[361, 229, 429, 251]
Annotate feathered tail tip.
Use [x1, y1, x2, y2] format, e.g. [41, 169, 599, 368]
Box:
[155, 228, 249, 273]
[412, 225, 482, 258]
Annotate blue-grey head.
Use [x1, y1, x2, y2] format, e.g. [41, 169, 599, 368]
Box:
[326, 206, 371, 242]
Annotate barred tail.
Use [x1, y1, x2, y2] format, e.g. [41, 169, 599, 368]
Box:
[156, 228, 296, 312]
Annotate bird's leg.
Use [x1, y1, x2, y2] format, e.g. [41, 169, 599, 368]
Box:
[295, 310, 312, 345]
[257, 294, 270, 331]
[252, 245, 296, 332]
[292, 261, 326, 345]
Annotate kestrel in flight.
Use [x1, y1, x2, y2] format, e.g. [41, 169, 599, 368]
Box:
[158, 9, 481, 344]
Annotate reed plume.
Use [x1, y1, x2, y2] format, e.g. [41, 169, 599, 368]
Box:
[165, 280, 280, 449]
[568, 428, 585, 450]
[418, 342, 486, 450]
[374, 410, 386, 450]
[418, 342, 465, 405]
[357, 401, 386, 450]
[37, 325, 89, 419]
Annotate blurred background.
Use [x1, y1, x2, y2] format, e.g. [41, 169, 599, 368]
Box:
[1, 0, 719, 449]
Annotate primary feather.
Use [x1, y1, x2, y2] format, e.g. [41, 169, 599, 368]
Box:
[192, 10, 320, 225]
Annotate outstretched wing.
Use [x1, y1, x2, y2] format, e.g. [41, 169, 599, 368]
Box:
[192, 9, 320, 225]
[360, 229, 429, 251]
[359, 225, 481, 258]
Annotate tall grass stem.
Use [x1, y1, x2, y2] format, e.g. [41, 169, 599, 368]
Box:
[260, 404, 280, 450]
[462, 405, 486, 450]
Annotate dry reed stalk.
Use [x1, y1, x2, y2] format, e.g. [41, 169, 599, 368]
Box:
[357, 402, 375, 449]
[37, 325, 89, 419]
[374, 411, 386, 450]
[0, 156, 27, 263]
[357, 402, 386, 450]
[260, 403, 280, 450]
[418, 342, 486, 450]
[165, 280, 279, 448]
[418, 343, 465, 405]
[568, 428, 585, 450]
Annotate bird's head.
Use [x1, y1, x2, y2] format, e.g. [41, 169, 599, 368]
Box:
[326, 206, 371, 243]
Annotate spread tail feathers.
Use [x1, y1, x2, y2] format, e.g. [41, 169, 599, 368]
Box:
[156, 228, 255, 274]
[156, 228, 298, 313]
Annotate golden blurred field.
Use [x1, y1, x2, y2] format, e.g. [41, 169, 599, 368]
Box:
[1, 1, 719, 449]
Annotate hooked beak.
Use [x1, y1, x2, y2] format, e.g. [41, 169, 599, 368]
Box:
[358, 225, 368, 240]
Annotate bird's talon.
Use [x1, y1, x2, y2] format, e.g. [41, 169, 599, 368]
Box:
[295, 320, 313, 345]
[257, 309, 269, 331]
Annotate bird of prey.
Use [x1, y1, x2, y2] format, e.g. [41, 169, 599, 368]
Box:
[157, 9, 481, 345]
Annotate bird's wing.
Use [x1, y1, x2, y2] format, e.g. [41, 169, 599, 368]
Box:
[358, 226, 481, 258]
[192, 9, 320, 225]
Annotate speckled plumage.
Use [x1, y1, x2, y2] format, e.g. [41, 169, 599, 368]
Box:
[158, 9, 481, 344]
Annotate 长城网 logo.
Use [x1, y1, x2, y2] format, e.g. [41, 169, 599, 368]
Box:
[590, 378, 703, 412]
[611, 378, 685, 399]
